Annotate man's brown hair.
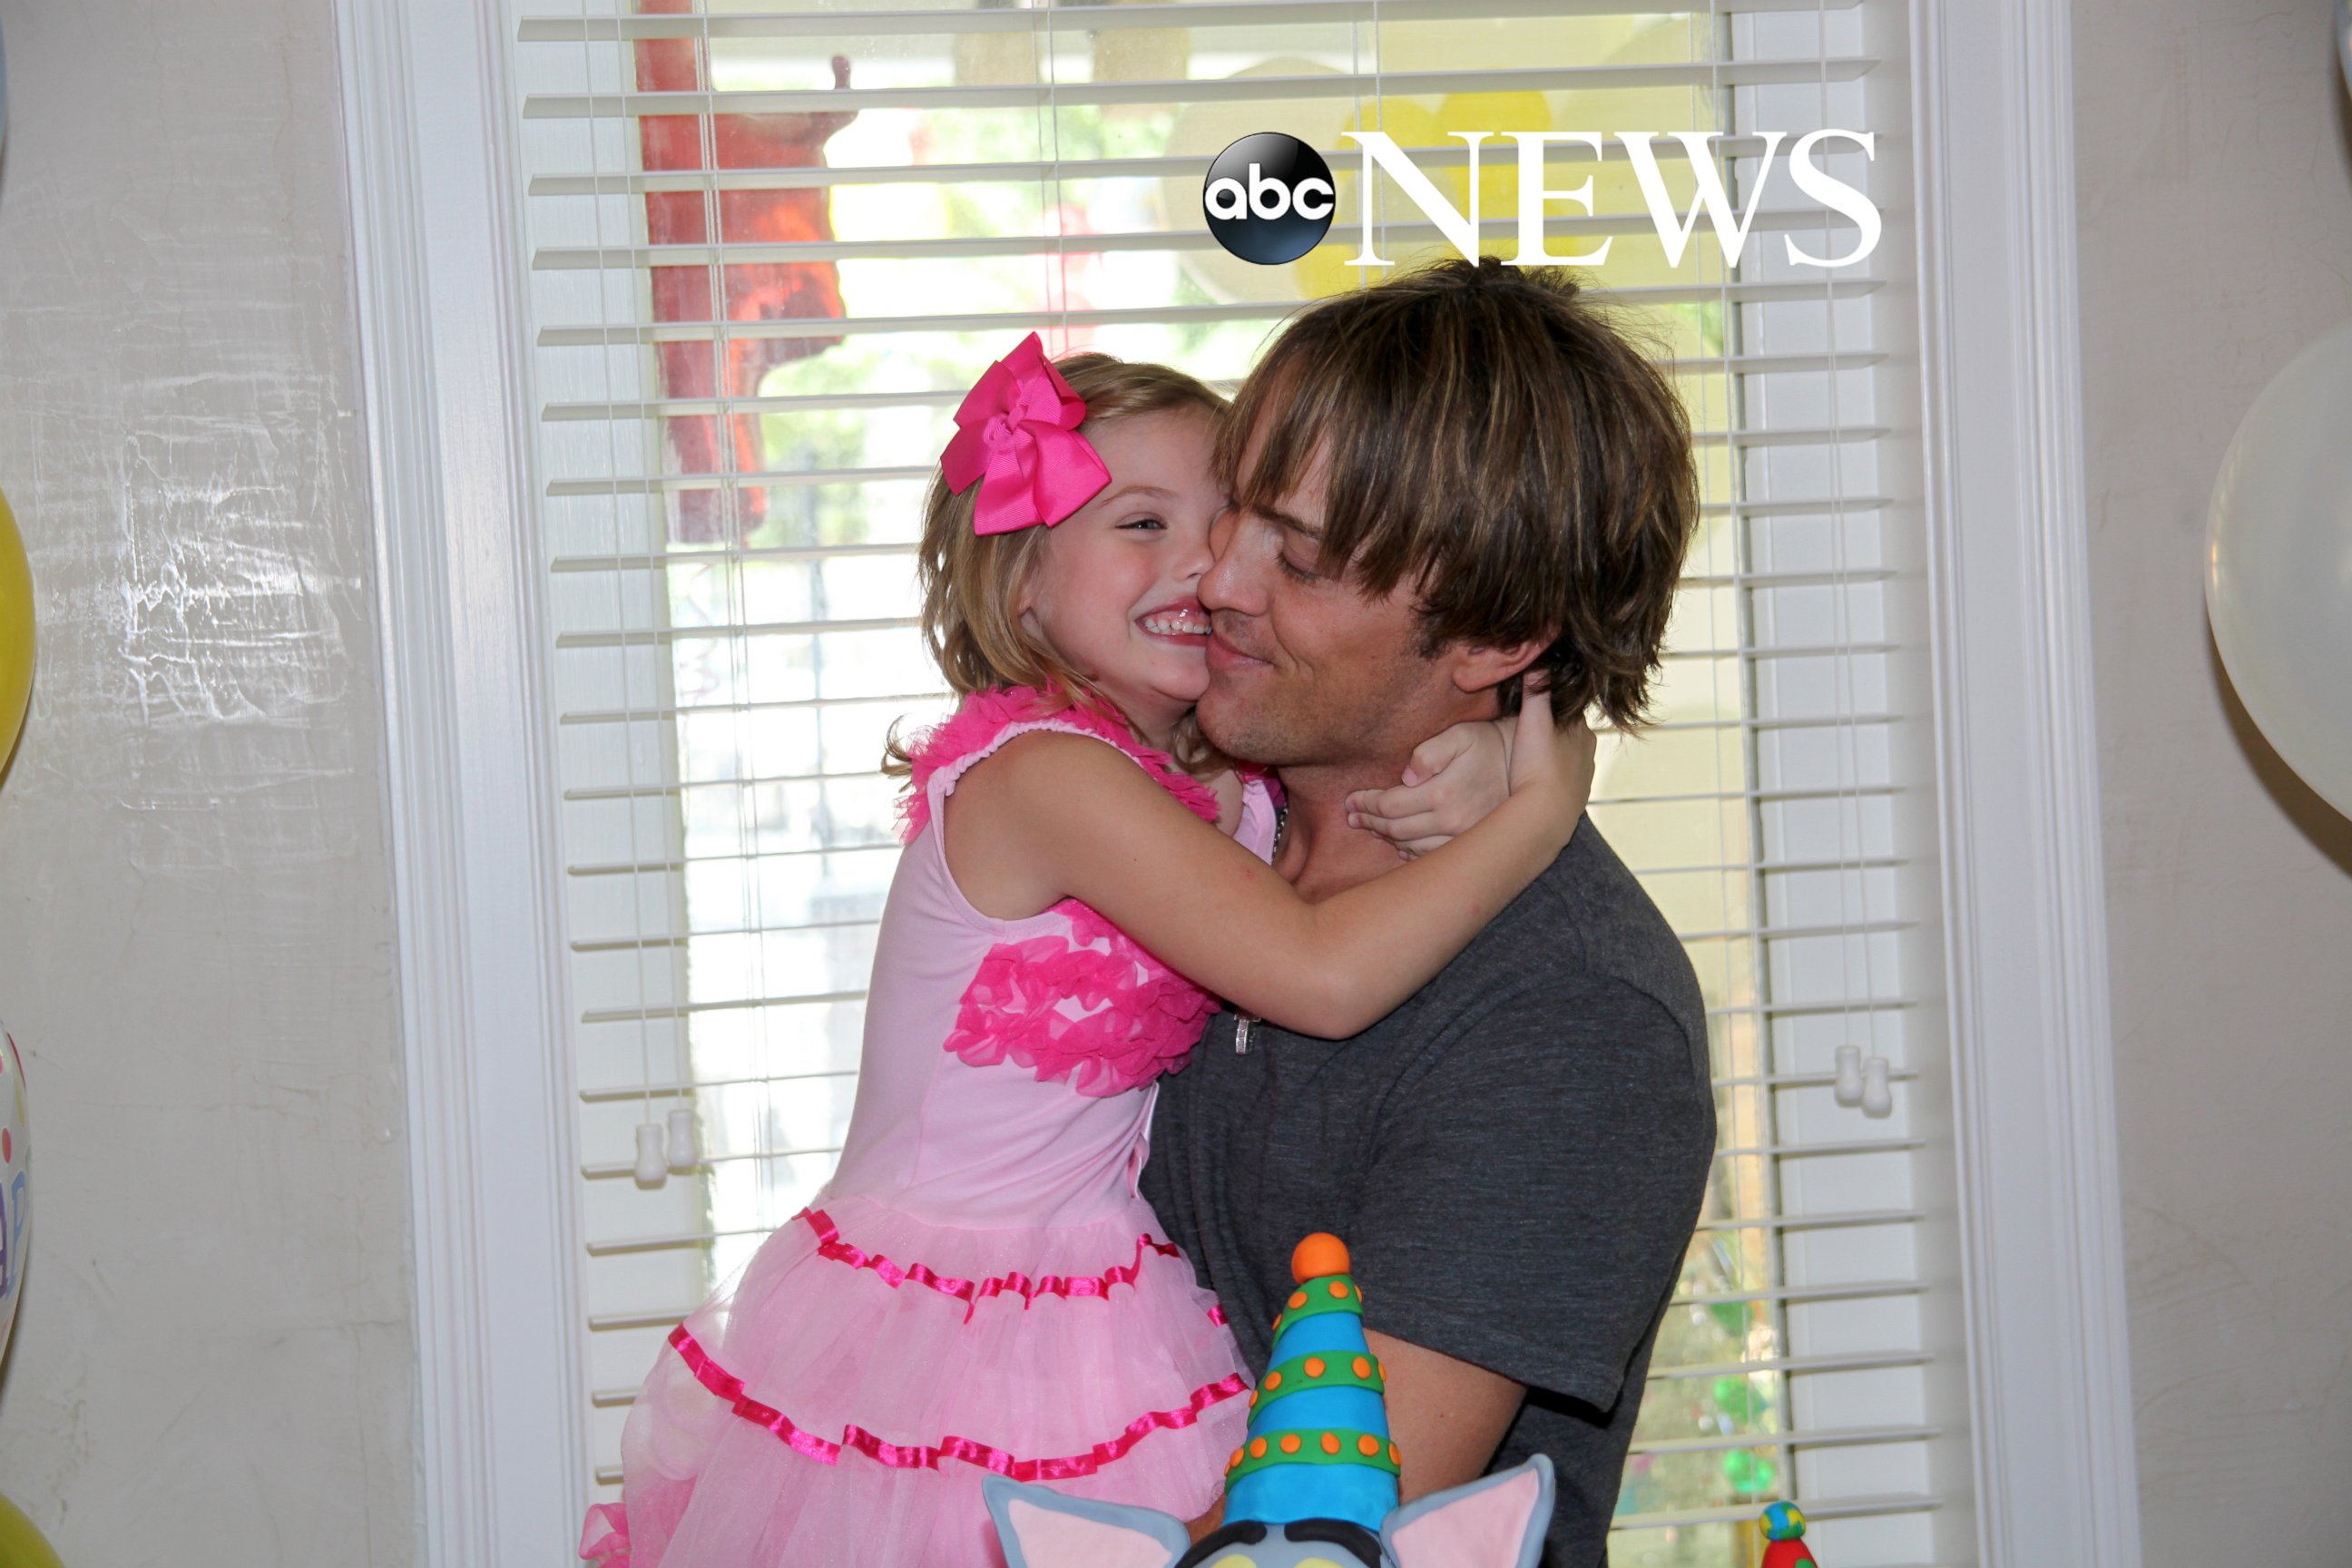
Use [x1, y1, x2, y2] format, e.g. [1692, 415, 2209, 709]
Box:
[1219, 257, 1698, 729]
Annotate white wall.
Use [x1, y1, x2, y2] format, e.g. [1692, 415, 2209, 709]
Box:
[0, 2, 415, 1563]
[2073, 3, 2352, 1563]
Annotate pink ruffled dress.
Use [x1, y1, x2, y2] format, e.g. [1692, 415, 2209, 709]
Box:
[582, 687, 1270, 1567]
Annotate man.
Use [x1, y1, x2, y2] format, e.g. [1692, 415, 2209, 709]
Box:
[1140, 258, 1716, 1566]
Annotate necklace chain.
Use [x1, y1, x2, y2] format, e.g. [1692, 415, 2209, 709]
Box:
[1235, 805, 1289, 1055]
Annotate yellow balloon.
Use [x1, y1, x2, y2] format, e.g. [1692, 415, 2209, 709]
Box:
[1292, 99, 1448, 300]
[0, 486, 30, 771]
[1436, 89, 1552, 231]
[0, 1494, 63, 1568]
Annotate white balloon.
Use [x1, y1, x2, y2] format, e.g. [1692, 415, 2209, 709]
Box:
[2206, 319, 2352, 821]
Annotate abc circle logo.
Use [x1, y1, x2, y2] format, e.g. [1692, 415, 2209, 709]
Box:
[1202, 132, 1335, 266]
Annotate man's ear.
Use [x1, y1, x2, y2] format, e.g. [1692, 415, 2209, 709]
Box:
[982, 1475, 1191, 1568]
[1381, 1455, 1554, 1568]
[1446, 637, 1548, 698]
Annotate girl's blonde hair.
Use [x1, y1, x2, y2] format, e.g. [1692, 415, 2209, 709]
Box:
[886, 352, 1230, 776]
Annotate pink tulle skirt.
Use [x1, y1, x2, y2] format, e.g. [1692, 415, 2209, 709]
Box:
[581, 1191, 1251, 1567]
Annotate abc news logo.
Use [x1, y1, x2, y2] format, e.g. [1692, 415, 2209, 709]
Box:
[1202, 133, 1338, 265]
[1204, 129, 1881, 270]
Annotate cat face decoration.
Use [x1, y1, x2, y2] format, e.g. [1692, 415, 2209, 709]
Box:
[993, 1235, 1556, 1568]
[984, 1455, 1555, 1568]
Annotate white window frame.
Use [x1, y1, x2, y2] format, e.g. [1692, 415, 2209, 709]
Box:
[336, 2, 2141, 1562]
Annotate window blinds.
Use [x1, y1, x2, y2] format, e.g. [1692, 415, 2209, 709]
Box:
[507, 3, 1961, 1562]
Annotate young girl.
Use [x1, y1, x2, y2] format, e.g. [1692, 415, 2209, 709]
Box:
[582, 338, 1593, 1567]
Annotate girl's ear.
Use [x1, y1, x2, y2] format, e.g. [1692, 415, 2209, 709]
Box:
[1381, 1455, 1555, 1568]
[982, 1475, 1191, 1568]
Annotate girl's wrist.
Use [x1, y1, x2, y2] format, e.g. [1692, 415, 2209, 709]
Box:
[1500, 778, 1576, 842]
[1524, 776, 1581, 847]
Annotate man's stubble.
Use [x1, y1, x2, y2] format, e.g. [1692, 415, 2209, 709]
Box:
[1196, 630, 1469, 778]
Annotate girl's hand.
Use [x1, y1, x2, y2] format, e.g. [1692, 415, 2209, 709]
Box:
[1504, 690, 1598, 848]
[1348, 695, 1596, 860]
[1346, 719, 1514, 860]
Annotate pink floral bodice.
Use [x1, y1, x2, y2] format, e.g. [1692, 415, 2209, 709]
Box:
[821, 688, 1279, 1230]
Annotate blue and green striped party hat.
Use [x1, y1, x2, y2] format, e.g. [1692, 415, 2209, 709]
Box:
[1222, 1234, 1399, 1533]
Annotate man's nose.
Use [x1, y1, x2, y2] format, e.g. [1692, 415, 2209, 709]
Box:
[1201, 509, 1251, 613]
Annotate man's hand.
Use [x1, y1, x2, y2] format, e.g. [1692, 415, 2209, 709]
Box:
[1365, 1328, 1527, 1501]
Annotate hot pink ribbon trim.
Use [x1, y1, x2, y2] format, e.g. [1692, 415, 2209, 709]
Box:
[802, 1208, 1181, 1323]
[666, 1325, 1250, 1483]
[898, 686, 1222, 845]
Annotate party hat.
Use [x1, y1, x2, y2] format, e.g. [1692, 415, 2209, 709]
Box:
[1223, 1233, 1400, 1532]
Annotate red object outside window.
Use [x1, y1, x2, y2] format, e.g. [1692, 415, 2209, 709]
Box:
[635, 3, 856, 543]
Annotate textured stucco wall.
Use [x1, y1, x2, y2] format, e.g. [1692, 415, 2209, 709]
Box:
[0, 1, 415, 1562]
[2073, 3, 2352, 1562]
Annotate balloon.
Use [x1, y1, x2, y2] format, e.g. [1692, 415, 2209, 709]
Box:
[0, 1023, 24, 1369]
[0, 1493, 63, 1568]
[2205, 320, 2352, 821]
[2339, 0, 2349, 102]
[0, 486, 28, 769]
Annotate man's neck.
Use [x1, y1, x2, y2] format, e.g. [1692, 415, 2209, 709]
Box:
[1271, 757, 1423, 903]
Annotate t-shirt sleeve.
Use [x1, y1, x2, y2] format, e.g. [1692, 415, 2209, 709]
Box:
[1348, 975, 1714, 1413]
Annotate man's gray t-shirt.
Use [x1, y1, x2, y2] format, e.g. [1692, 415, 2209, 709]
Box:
[1141, 818, 1714, 1567]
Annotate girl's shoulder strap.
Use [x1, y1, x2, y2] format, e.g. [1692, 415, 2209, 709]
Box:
[1237, 760, 1286, 808]
[897, 685, 1220, 844]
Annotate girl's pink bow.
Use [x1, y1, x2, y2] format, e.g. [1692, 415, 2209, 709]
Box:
[942, 334, 1111, 535]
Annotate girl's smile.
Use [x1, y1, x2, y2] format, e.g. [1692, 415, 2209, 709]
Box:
[1135, 596, 1210, 642]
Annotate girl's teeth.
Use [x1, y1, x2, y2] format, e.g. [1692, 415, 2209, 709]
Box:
[1142, 613, 1206, 635]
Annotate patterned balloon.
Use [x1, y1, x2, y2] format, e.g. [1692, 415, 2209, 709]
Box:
[0, 1021, 25, 1367]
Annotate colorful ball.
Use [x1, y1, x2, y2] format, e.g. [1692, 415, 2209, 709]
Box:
[1762, 1500, 1808, 1541]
